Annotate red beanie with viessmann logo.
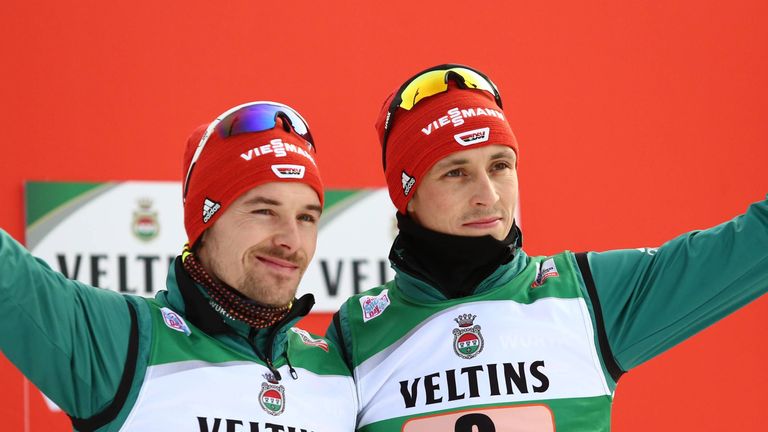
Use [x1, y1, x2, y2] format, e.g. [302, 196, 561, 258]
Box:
[375, 86, 519, 214]
[182, 124, 323, 247]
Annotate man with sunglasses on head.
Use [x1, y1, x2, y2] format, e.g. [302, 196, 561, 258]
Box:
[0, 102, 357, 431]
[326, 64, 768, 431]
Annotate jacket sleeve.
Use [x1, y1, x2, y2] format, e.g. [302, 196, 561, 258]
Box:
[583, 197, 768, 372]
[0, 229, 132, 419]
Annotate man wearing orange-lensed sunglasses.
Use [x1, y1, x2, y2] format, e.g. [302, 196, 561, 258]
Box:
[327, 64, 768, 431]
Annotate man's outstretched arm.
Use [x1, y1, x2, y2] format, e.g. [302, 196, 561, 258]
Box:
[581, 196, 768, 372]
[0, 229, 132, 419]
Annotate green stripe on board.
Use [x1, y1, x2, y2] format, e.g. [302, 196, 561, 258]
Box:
[323, 190, 359, 212]
[25, 181, 104, 226]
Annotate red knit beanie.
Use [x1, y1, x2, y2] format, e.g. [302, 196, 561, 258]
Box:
[182, 122, 323, 247]
[375, 82, 518, 214]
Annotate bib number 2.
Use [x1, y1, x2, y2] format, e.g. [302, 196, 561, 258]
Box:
[402, 405, 554, 432]
[455, 413, 495, 432]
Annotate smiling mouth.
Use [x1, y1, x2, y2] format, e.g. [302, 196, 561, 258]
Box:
[256, 256, 300, 272]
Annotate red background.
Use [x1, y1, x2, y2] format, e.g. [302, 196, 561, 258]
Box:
[1, 1, 767, 430]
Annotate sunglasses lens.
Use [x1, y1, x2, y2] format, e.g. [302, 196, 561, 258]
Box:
[451, 67, 498, 95]
[397, 67, 500, 111]
[399, 70, 449, 110]
[217, 103, 314, 148]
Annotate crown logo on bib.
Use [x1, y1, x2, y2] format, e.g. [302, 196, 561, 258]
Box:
[454, 313, 477, 328]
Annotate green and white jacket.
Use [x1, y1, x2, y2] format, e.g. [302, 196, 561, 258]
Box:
[0, 231, 357, 432]
[327, 198, 768, 431]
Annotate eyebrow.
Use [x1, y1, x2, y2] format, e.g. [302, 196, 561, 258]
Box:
[243, 196, 281, 206]
[490, 150, 517, 162]
[242, 196, 323, 214]
[433, 157, 469, 170]
[434, 149, 517, 170]
[306, 204, 323, 214]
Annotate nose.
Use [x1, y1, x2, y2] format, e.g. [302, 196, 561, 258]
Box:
[272, 218, 301, 252]
[471, 171, 500, 207]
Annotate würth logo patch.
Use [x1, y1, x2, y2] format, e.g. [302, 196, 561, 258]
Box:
[202, 198, 221, 223]
[454, 127, 490, 146]
[271, 164, 305, 179]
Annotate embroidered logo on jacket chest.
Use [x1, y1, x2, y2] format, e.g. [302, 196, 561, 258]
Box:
[290, 327, 329, 352]
[259, 373, 286, 416]
[452, 314, 484, 359]
[531, 258, 559, 288]
[360, 289, 391, 322]
[160, 307, 191, 336]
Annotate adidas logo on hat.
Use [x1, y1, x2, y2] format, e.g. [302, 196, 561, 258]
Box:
[202, 198, 221, 223]
[401, 171, 415, 196]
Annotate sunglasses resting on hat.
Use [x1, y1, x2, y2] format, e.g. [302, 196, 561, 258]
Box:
[183, 101, 316, 202]
[381, 64, 503, 168]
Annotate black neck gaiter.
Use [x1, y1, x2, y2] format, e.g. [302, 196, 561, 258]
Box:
[389, 213, 522, 299]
